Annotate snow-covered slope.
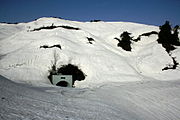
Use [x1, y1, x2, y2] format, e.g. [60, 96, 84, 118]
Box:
[0, 17, 180, 87]
[1, 18, 180, 120]
[1, 75, 180, 120]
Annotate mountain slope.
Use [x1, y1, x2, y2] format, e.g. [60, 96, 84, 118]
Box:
[1, 18, 180, 120]
[0, 17, 180, 87]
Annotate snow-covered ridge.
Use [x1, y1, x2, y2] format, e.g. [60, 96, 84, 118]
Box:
[0, 17, 179, 88]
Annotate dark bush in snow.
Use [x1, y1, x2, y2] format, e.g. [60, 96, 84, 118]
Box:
[48, 64, 57, 84]
[90, 20, 101, 22]
[59, 25, 80, 30]
[31, 24, 59, 31]
[161, 43, 176, 53]
[156, 21, 180, 70]
[133, 31, 158, 42]
[50, 16, 63, 19]
[141, 31, 158, 37]
[1, 22, 19, 24]
[114, 37, 120, 42]
[116, 31, 133, 51]
[158, 21, 172, 44]
[40, 45, 49, 49]
[157, 21, 180, 53]
[133, 37, 141, 42]
[51, 45, 61, 49]
[48, 64, 86, 86]
[87, 37, 95, 44]
[57, 64, 86, 85]
[40, 44, 61, 50]
[30, 24, 80, 31]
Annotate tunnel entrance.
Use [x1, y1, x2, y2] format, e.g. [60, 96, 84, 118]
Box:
[48, 64, 86, 87]
[56, 81, 68, 87]
[57, 64, 86, 85]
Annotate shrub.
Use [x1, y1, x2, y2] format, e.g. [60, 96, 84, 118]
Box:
[57, 64, 86, 85]
[51, 45, 61, 49]
[157, 21, 172, 44]
[40, 44, 61, 50]
[157, 21, 180, 70]
[87, 37, 95, 44]
[59, 25, 80, 30]
[30, 24, 80, 32]
[48, 64, 86, 86]
[161, 43, 176, 53]
[157, 21, 180, 53]
[141, 31, 158, 37]
[48, 64, 57, 84]
[117, 31, 133, 51]
[133, 31, 158, 42]
[31, 24, 58, 31]
[40, 45, 49, 49]
[90, 20, 101, 22]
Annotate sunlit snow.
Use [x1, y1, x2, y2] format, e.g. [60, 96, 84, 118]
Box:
[0, 17, 180, 120]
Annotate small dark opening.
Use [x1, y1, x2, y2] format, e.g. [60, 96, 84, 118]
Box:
[56, 81, 68, 87]
[61, 77, 66, 79]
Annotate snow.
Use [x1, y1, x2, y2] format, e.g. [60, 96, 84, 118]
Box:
[1, 75, 180, 120]
[0, 17, 180, 119]
[1, 17, 178, 87]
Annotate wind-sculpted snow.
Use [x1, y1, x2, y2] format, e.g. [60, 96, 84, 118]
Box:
[1, 75, 180, 120]
[0, 17, 180, 88]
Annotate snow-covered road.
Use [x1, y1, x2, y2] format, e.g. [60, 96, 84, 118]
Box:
[1, 75, 180, 120]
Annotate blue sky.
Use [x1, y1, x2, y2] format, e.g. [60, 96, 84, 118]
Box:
[0, 0, 180, 26]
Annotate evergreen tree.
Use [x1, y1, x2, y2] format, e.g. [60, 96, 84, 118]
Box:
[157, 21, 172, 44]
[157, 21, 180, 53]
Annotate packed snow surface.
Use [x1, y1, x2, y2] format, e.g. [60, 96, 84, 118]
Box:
[0, 17, 180, 119]
[1, 75, 180, 120]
